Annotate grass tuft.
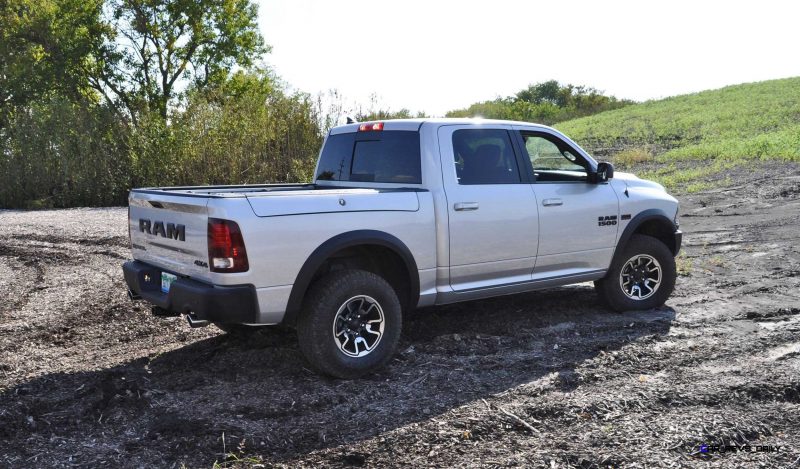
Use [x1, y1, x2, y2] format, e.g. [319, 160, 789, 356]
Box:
[676, 253, 693, 276]
[613, 147, 654, 168]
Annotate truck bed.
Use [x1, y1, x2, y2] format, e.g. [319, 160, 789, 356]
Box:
[131, 183, 317, 198]
[131, 183, 425, 217]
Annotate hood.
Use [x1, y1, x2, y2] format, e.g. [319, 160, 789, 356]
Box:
[613, 171, 666, 192]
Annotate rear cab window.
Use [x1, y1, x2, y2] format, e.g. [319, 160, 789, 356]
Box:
[316, 131, 421, 184]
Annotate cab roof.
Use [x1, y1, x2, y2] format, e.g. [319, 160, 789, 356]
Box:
[329, 118, 558, 135]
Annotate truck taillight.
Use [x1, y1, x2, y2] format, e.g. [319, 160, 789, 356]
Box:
[358, 122, 383, 132]
[208, 218, 249, 273]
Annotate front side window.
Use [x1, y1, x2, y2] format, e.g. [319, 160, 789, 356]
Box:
[520, 132, 589, 182]
[316, 131, 421, 184]
[453, 129, 521, 184]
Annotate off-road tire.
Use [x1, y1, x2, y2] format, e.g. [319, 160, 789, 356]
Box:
[297, 269, 402, 379]
[595, 234, 676, 312]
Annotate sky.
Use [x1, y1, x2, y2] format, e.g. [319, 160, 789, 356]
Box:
[256, 0, 800, 116]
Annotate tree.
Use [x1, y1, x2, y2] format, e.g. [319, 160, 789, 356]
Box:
[96, 0, 269, 120]
[0, 0, 111, 128]
[516, 79, 562, 105]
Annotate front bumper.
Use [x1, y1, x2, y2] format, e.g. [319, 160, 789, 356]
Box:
[673, 229, 683, 256]
[122, 260, 259, 324]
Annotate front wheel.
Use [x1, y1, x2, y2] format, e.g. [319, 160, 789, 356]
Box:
[297, 270, 402, 379]
[595, 234, 677, 312]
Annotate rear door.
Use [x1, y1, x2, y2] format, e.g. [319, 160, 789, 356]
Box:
[438, 125, 539, 291]
[512, 127, 619, 279]
[128, 191, 212, 280]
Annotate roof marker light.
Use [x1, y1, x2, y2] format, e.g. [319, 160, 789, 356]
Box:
[358, 122, 384, 132]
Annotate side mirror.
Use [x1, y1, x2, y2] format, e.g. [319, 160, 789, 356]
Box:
[596, 162, 614, 182]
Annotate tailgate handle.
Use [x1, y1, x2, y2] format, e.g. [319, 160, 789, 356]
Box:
[542, 198, 563, 207]
[454, 202, 479, 211]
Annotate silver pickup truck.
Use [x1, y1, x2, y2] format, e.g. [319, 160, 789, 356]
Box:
[123, 118, 681, 378]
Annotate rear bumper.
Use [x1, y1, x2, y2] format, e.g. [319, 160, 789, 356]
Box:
[122, 260, 259, 324]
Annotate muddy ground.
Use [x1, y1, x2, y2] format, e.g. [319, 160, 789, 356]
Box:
[1, 164, 799, 468]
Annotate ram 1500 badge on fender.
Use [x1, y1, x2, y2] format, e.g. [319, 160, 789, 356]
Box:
[123, 118, 682, 378]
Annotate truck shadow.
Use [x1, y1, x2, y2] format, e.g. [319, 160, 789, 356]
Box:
[0, 286, 675, 467]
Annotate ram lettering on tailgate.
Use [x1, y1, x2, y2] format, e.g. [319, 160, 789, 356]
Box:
[139, 219, 186, 241]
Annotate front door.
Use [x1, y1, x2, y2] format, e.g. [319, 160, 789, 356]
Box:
[438, 125, 539, 291]
[513, 128, 620, 279]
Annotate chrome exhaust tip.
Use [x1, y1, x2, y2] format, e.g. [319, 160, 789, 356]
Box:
[186, 313, 210, 328]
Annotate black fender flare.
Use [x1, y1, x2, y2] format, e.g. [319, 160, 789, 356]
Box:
[612, 208, 681, 261]
[283, 230, 420, 325]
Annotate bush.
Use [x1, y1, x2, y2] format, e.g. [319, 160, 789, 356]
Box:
[0, 71, 325, 209]
[446, 80, 632, 125]
[168, 72, 322, 187]
[0, 97, 131, 208]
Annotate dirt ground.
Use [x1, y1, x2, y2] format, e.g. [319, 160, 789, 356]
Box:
[1, 164, 799, 468]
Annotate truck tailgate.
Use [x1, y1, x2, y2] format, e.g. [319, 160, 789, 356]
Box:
[128, 192, 211, 280]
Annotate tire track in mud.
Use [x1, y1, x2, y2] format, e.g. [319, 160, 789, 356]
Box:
[9, 233, 129, 249]
[0, 218, 146, 385]
[277, 166, 800, 468]
[0, 231, 129, 314]
[2, 169, 800, 468]
[0, 244, 54, 315]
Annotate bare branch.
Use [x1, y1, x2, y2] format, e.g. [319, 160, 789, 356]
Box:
[167, 39, 200, 89]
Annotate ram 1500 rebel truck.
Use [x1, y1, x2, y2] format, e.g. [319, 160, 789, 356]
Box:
[123, 118, 681, 378]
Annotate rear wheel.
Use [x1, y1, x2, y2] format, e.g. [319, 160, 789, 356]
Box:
[595, 234, 676, 311]
[297, 270, 402, 379]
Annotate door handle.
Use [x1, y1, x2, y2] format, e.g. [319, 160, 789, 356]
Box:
[454, 202, 479, 211]
[542, 198, 563, 207]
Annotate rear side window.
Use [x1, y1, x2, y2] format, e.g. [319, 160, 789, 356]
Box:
[453, 129, 521, 184]
[316, 131, 421, 184]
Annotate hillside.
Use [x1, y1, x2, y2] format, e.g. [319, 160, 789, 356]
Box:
[554, 77, 800, 191]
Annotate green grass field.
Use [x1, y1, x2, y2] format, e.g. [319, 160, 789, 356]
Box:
[555, 77, 800, 191]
